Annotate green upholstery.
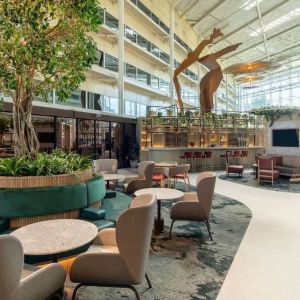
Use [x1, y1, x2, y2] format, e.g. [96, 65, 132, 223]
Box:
[0, 219, 8, 233]
[104, 190, 117, 198]
[86, 176, 106, 206]
[0, 183, 87, 218]
[80, 207, 105, 220]
[101, 191, 132, 222]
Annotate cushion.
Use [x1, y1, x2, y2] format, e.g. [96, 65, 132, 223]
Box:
[104, 190, 117, 198]
[86, 176, 106, 206]
[0, 183, 87, 218]
[80, 207, 106, 220]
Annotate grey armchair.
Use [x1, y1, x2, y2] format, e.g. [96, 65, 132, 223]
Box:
[93, 159, 118, 174]
[0, 235, 66, 300]
[124, 161, 155, 194]
[70, 194, 156, 300]
[169, 172, 216, 240]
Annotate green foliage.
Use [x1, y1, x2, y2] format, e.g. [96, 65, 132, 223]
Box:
[249, 106, 300, 122]
[0, 150, 93, 177]
[0, 115, 10, 134]
[0, 0, 102, 101]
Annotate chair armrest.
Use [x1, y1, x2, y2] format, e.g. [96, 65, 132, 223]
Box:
[20, 263, 66, 300]
[126, 179, 147, 194]
[170, 201, 201, 220]
[183, 192, 198, 202]
[93, 228, 117, 246]
[70, 252, 126, 283]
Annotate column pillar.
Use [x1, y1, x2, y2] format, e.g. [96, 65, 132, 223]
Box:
[118, 0, 125, 116]
[225, 73, 229, 112]
[169, 2, 175, 105]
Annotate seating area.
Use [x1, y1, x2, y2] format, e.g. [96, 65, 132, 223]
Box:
[1, 0, 300, 299]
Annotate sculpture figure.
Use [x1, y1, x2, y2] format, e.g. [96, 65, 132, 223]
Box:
[173, 28, 223, 111]
[198, 43, 241, 112]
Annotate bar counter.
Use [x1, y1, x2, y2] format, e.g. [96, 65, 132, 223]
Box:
[141, 146, 265, 169]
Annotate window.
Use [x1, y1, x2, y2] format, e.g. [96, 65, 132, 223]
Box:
[160, 51, 169, 64]
[105, 54, 118, 72]
[103, 96, 118, 114]
[151, 75, 159, 89]
[137, 103, 147, 116]
[125, 100, 136, 116]
[125, 26, 136, 43]
[159, 79, 169, 93]
[87, 92, 94, 109]
[94, 49, 104, 67]
[150, 44, 160, 58]
[137, 69, 150, 85]
[137, 34, 150, 51]
[126, 63, 136, 79]
[137, 1, 151, 16]
[105, 12, 118, 31]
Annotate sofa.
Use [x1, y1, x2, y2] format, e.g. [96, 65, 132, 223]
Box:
[256, 155, 300, 178]
[0, 176, 132, 234]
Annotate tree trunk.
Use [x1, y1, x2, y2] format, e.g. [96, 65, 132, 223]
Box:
[13, 98, 39, 157]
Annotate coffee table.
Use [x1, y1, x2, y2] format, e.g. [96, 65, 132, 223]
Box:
[11, 219, 98, 262]
[134, 188, 184, 233]
[103, 173, 125, 189]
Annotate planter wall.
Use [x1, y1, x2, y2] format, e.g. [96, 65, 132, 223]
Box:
[0, 170, 93, 188]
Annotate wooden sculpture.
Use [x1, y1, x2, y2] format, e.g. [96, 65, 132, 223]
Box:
[198, 43, 241, 112]
[173, 28, 223, 111]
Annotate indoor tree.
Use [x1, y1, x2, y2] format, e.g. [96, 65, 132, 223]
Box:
[0, 0, 102, 157]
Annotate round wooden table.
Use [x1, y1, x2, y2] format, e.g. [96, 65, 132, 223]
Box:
[11, 219, 98, 262]
[102, 173, 125, 189]
[134, 188, 184, 233]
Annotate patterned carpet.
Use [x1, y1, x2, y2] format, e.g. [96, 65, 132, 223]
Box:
[66, 188, 251, 300]
[219, 172, 300, 193]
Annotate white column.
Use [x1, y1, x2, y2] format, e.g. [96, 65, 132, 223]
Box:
[169, 2, 175, 105]
[225, 73, 229, 112]
[197, 36, 201, 108]
[118, 0, 125, 116]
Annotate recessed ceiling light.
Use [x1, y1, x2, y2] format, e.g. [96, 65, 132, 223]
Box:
[241, 0, 264, 11]
[250, 7, 300, 36]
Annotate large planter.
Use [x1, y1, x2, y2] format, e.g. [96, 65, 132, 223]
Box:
[0, 170, 93, 188]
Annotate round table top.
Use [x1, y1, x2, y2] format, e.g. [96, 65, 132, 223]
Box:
[11, 219, 98, 256]
[155, 162, 177, 168]
[134, 188, 184, 200]
[103, 173, 125, 181]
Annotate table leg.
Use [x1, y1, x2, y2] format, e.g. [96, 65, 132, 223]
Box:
[106, 180, 109, 189]
[154, 200, 164, 233]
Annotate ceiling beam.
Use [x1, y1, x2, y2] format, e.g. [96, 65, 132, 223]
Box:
[214, 0, 288, 44]
[179, 0, 199, 18]
[260, 41, 300, 60]
[225, 23, 300, 59]
[191, 0, 224, 28]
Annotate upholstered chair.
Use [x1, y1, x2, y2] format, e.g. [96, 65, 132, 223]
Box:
[258, 158, 279, 185]
[70, 194, 156, 300]
[93, 159, 118, 174]
[169, 172, 216, 240]
[152, 166, 169, 187]
[124, 161, 155, 194]
[168, 164, 190, 190]
[0, 235, 66, 300]
[225, 152, 244, 177]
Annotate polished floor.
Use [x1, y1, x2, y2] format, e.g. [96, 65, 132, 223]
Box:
[188, 172, 300, 300]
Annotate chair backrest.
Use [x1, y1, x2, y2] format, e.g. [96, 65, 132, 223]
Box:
[138, 161, 155, 182]
[116, 194, 156, 284]
[233, 151, 241, 157]
[0, 235, 23, 300]
[168, 164, 189, 177]
[258, 158, 273, 170]
[242, 150, 248, 157]
[184, 152, 193, 158]
[204, 151, 212, 158]
[194, 152, 202, 158]
[196, 172, 216, 219]
[93, 159, 118, 174]
[153, 166, 169, 177]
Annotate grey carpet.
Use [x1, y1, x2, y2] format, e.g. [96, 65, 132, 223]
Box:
[66, 188, 251, 300]
[219, 172, 300, 193]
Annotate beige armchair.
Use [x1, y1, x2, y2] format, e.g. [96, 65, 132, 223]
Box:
[169, 172, 216, 240]
[0, 235, 66, 300]
[93, 159, 118, 174]
[70, 194, 156, 300]
[168, 164, 190, 190]
[123, 161, 155, 194]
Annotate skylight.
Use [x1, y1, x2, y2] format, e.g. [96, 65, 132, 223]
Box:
[250, 7, 300, 37]
[240, 0, 264, 11]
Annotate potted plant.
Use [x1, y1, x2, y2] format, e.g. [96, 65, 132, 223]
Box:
[166, 109, 174, 117]
[129, 144, 139, 168]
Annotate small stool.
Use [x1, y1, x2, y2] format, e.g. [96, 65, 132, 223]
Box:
[202, 151, 213, 170]
[233, 150, 242, 164]
[193, 151, 202, 172]
[180, 151, 193, 167]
